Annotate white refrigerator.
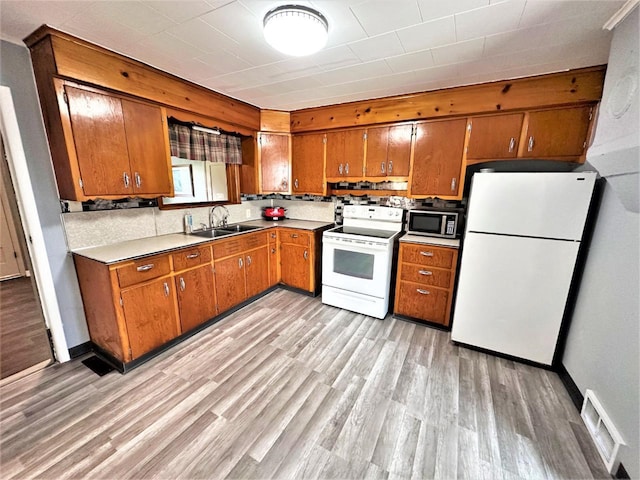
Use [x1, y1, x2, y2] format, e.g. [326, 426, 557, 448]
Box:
[451, 172, 597, 365]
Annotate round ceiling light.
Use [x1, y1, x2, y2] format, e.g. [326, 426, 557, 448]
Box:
[263, 5, 329, 57]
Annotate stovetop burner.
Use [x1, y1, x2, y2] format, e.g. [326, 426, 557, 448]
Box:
[327, 226, 398, 239]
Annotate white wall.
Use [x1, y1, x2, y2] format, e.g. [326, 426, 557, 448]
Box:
[0, 40, 90, 348]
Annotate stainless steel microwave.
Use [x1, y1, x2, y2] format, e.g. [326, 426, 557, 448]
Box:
[406, 209, 460, 238]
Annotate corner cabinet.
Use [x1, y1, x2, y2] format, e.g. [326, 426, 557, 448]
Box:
[394, 242, 459, 327]
[52, 79, 173, 200]
[257, 132, 291, 193]
[409, 119, 467, 199]
[292, 133, 326, 195]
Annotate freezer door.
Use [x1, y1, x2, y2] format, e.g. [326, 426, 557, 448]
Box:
[451, 232, 580, 365]
[466, 172, 596, 240]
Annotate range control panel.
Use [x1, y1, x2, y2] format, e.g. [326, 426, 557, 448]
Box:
[342, 205, 404, 223]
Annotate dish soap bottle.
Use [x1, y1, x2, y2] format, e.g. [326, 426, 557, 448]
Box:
[184, 212, 193, 234]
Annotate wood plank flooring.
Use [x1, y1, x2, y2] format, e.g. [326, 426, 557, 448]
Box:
[0, 289, 610, 479]
[0, 276, 52, 379]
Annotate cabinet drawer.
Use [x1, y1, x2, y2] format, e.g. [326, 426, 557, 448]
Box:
[279, 228, 310, 246]
[172, 245, 212, 272]
[213, 237, 246, 259]
[400, 244, 455, 269]
[395, 281, 449, 324]
[244, 231, 268, 250]
[117, 254, 171, 288]
[400, 264, 451, 289]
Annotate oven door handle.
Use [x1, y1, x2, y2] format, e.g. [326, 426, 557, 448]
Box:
[323, 238, 388, 254]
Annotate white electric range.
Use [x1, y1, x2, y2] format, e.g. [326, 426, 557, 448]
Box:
[322, 205, 404, 319]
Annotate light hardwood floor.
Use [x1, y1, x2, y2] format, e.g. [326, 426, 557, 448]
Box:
[0, 276, 52, 379]
[0, 289, 609, 479]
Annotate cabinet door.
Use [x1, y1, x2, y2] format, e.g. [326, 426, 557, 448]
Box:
[387, 124, 413, 177]
[121, 278, 179, 359]
[292, 133, 325, 195]
[343, 129, 365, 178]
[467, 113, 523, 160]
[175, 264, 217, 333]
[280, 243, 311, 291]
[65, 85, 132, 196]
[411, 119, 467, 197]
[268, 241, 280, 287]
[523, 106, 592, 157]
[325, 129, 365, 179]
[245, 246, 270, 298]
[121, 99, 172, 195]
[259, 133, 290, 193]
[365, 126, 388, 177]
[214, 255, 247, 313]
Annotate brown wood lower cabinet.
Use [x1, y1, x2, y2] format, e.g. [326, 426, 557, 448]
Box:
[121, 277, 180, 359]
[214, 254, 247, 313]
[175, 264, 217, 333]
[394, 242, 459, 327]
[73, 225, 327, 371]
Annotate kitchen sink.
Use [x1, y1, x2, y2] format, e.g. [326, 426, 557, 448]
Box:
[189, 228, 235, 238]
[219, 224, 262, 233]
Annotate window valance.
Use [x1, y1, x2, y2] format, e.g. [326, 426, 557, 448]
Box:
[168, 121, 242, 165]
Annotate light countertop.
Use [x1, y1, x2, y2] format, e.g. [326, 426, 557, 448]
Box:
[72, 219, 335, 264]
[400, 233, 461, 249]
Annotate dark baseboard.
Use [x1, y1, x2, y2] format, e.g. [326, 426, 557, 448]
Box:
[68, 341, 92, 359]
[556, 363, 584, 411]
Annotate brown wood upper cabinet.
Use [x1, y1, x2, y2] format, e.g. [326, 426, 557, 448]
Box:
[521, 106, 593, 158]
[410, 119, 467, 198]
[258, 132, 291, 193]
[325, 129, 366, 180]
[55, 80, 173, 200]
[291, 133, 326, 195]
[466, 113, 524, 161]
[365, 124, 413, 178]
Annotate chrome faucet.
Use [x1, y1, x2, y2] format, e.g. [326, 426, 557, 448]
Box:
[210, 205, 230, 228]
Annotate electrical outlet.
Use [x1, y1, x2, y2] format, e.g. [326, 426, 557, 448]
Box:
[245, 208, 251, 219]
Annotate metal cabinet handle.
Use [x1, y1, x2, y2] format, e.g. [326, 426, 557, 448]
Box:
[238, 257, 243, 268]
[508, 137, 516, 152]
[527, 136, 534, 152]
[186, 252, 200, 259]
[303, 250, 308, 260]
[135, 172, 141, 188]
[271, 232, 276, 239]
[246, 255, 252, 266]
[163, 282, 170, 297]
[416, 288, 431, 295]
[338, 163, 343, 175]
[271, 247, 276, 254]
[123, 172, 130, 188]
[136, 264, 154, 272]
[419, 251, 434, 257]
[388, 160, 392, 174]
[179, 277, 185, 291]
[418, 270, 433, 276]
[291, 234, 298, 238]
[345, 162, 349, 174]
[294, 178, 299, 189]
[381, 162, 385, 174]
[451, 178, 456, 192]
[282, 178, 288, 189]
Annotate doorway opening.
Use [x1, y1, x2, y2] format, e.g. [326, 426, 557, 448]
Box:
[0, 138, 53, 381]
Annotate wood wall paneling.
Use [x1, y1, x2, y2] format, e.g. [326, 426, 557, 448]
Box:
[261, 110, 291, 132]
[289, 66, 606, 132]
[25, 28, 260, 131]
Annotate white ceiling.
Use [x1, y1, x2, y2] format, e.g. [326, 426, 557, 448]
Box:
[0, 0, 625, 111]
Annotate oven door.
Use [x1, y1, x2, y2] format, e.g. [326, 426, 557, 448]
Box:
[322, 236, 392, 298]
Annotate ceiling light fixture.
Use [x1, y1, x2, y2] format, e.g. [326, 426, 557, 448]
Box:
[263, 5, 329, 57]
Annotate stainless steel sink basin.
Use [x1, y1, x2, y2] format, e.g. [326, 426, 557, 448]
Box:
[219, 224, 262, 233]
[189, 228, 235, 238]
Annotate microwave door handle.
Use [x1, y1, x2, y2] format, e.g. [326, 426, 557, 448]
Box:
[440, 216, 447, 236]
